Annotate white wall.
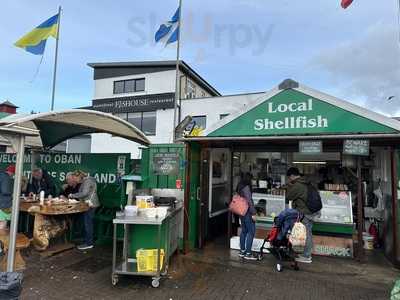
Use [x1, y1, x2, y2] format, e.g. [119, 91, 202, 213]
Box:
[94, 70, 177, 99]
[89, 108, 175, 158]
[87, 93, 266, 157]
[181, 93, 265, 130]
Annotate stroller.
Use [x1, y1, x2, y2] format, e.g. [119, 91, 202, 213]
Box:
[259, 208, 302, 272]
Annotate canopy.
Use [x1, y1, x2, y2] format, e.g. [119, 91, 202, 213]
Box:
[0, 109, 150, 149]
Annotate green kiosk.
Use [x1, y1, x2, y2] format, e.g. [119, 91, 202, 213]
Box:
[181, 79, 400, 266]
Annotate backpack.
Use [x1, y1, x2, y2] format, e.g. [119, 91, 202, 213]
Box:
[306, 183, 322, 213]
[288, 221, 307, 253]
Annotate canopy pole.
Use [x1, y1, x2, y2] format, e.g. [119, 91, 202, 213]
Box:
[7, 134, 26, 271]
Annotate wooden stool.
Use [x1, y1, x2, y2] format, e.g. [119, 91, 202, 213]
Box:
[0, 229, 30, 271]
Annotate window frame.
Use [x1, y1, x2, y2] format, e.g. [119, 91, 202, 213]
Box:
[113, 78, 146, 94]
[192, 115, 207, 130]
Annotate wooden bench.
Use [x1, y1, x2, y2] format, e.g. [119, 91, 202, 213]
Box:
[0, 229, 30, 271]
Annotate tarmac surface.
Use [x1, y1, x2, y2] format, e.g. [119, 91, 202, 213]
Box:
[20, 241, 399, 300]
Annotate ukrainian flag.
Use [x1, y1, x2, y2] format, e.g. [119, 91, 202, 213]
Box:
[15, 14, 59, 55]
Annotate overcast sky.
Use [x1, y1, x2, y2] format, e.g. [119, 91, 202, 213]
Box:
[1, 1, 400, 115]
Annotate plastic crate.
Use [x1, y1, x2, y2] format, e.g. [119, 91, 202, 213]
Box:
[136, 249, 164, 273]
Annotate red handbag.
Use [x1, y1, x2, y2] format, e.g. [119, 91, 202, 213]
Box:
[229, 194, 249, 216]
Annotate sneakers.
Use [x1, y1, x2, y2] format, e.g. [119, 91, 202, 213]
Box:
[243, 253, 258, 261]
[238, 251, 245, 258]
[77, 244, 94, 250]
[295, 255, 312, 263]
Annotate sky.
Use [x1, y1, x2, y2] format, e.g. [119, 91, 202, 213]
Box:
[1, 1, 400, 115]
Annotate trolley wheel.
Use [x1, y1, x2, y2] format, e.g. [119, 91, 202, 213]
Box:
[111, 274, 119, 286]
[151, 279, 160, 288]
[276, 263, 283, 272]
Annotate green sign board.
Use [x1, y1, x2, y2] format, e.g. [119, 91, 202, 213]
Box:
[208, 89, 397, 137]
[152, 152, 180, 176]
[343, 140, 370, 156]
[299, 140, 322, 154]
[0, 153, 130, 207]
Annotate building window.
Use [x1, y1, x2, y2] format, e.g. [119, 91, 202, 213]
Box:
[135, 78, 145, 92]
[142, 111, 156, 135]
[113, 78, 145, 94]
[113, 81, 125, 94]
[220, 114, 229, 120]
[186, 79, 196, 99]
[127, 112, 142, 130]
[192, 116, 206, 129]
[116, 111, 156, 135]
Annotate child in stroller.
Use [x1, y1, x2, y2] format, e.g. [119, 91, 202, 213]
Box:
[259, 208, 303, 272]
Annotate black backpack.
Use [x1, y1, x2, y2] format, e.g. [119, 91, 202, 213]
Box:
[306, 183, 322, 213]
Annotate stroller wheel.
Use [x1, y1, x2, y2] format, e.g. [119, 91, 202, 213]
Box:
[276, 263, 283, 272]
[292, 263, 300, 271]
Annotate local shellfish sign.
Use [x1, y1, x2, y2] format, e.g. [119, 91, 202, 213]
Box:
[254, 98, 328, 131]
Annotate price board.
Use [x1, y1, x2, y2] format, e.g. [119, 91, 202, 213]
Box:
[343, 140, 369, 156]
[299, 140, 322, 154]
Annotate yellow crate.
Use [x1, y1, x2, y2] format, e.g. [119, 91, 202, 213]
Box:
[136, 249, 165, 273]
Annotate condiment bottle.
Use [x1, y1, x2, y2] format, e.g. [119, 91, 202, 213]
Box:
[39, 191, 45, 206]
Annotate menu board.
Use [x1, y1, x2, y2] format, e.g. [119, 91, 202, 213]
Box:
[299, 140, 322, 154]
[315, 191, 353, 224]
[153, 153, 180, 175]
[343, 140, 369, 156]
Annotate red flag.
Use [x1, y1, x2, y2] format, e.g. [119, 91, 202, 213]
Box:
[341, 0, 354, 9]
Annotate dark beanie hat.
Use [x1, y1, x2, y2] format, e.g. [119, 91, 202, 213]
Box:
[286, 167, 301, 177]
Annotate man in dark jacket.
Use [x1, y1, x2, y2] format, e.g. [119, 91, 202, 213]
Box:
[28, 168, 57, 197]
[286, 167, 320, 264]
[0, 165, 15, 216]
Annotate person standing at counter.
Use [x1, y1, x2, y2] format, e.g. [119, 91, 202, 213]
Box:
[69, 171, 99, 250]
[237, 173, 257, 260]
[286, 167, 321, 264]
[28, 168, 57, 197]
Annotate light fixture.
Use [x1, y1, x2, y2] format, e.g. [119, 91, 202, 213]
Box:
[293, 161, 327, 165]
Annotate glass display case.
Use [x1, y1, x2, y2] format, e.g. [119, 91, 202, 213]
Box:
[315, 191, 353, 224]
[253, 193, 286, 221]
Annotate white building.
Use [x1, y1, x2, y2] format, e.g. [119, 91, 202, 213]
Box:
[68, 60, 264, 157]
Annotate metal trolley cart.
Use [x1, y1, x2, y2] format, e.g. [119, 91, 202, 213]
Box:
[111, 207, 181, 288]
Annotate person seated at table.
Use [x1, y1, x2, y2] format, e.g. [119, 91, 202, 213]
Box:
[68, 170, 99, 250]
[27, 167, 57, 197]
[59, 172, 81, 198]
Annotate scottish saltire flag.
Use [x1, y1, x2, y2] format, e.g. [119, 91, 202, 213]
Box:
[15, 14, 59, 55]
[155, 7, 180, 45]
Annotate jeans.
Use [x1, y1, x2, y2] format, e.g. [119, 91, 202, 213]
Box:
[302, 212, 320, 258]
[82, 208, 95, 245]
[240, 211, 256, 254]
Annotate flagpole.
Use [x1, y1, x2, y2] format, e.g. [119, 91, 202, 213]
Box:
[51, 6, 62, 111]
[173, 0, 183, 142]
